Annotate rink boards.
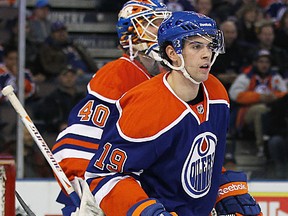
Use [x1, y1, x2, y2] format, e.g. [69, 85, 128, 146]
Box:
[16, 180, 288, 216]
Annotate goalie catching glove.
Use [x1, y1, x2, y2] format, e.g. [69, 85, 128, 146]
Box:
[215, 170, 262, 216]
[127, 198, 177, 216]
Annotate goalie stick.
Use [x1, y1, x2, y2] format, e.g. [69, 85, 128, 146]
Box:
[16, 190, 36, 216]
[1, 85, 80, 207]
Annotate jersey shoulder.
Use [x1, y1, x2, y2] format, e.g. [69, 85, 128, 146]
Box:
[118, 73, 187, 139]
[88, 55, 151, 100]
[204, 74, 229, 102]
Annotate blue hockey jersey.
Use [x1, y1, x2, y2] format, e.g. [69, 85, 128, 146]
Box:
[85, 72, 230, 215]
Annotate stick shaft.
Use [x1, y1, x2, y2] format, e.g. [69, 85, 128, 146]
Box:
[15, 190, 36, 216]
[2, 85, 80, 207]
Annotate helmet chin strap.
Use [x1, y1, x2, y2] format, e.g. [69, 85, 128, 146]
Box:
[162, 54, 201, 85]
[162, 51, 221, 85]
[128, 35, 138, 61]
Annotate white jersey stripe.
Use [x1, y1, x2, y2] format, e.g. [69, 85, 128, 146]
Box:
[54, 149, 94, 163]
[92, 175, 131, 208]
[57, 124, 103, 140]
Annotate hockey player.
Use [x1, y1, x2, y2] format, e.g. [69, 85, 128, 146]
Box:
[81, 11, 263, 215]
[51, 0, 170, 215]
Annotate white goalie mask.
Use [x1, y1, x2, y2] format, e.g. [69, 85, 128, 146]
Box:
[117, 0, 171, 61]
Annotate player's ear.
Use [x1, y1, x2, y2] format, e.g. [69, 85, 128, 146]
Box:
[165, 45, 179, 66]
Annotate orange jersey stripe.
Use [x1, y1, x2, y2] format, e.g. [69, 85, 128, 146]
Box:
[132, 199, 156, 216]
[53, 138, 99, 151]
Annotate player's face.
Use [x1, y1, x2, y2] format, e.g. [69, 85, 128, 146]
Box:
[182, 36, 213, 82]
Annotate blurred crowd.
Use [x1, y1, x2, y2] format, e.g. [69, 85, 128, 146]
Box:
[0, 0, 287, 179]
[0, 0, 98, 178]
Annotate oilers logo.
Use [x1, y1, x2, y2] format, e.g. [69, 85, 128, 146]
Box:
[181, 132, 217, 198]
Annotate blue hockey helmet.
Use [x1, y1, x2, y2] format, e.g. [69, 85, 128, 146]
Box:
[116, 0, 170, 59]
[158, 11, 224, 55]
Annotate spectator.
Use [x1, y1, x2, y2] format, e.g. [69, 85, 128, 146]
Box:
[258, 0, 275, 9]
[236, 3, 263, 44]
[0, 127, 53, 178]
[163, 0, 195, 11]
[229, 49, 287, 157]
[211, 19, 253, 91]
[211, 0, 237, 22]
[267, 135, 288, 179]
[33, 65, 85, 134]
[37, 21, 98, 82]
[0, 0, 16, 6]
[22, 127, 53, 177]
[0, 45, 36, 104]
[274, 10, 288, 51]
[194, 0, 212, 15]
[0, 44, 4, 63]
[27, 0, 51, 44]
[193, 0, 220, 23]
[262, 94, 288, 179]
[265, 0, 288, 22]
[5, 17, 39, 77]
[255, 21, 288, 78]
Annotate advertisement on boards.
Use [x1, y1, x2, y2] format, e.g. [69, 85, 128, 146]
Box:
[250, 182, 288, 216]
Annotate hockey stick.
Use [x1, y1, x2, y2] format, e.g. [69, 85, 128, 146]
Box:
[15, 190, 36, 216]
[1, 85, 80, 207]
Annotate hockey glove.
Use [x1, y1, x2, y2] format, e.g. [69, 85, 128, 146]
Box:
[71, 178, 104, 216]
[127, 198, 177, 216]
[215, 170, 262, 216]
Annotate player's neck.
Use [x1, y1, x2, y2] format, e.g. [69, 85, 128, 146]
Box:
[167, 71, 200, 102]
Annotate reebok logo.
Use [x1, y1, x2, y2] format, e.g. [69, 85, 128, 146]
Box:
[199, 23, 212, 27]
[218, 183, 247, 196]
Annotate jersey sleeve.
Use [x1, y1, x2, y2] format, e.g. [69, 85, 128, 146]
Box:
[51, 93, 116, 197]
[85, 128, 168, 216]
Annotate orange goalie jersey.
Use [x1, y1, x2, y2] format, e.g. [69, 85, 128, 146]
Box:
[52, 54, 154, 214]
